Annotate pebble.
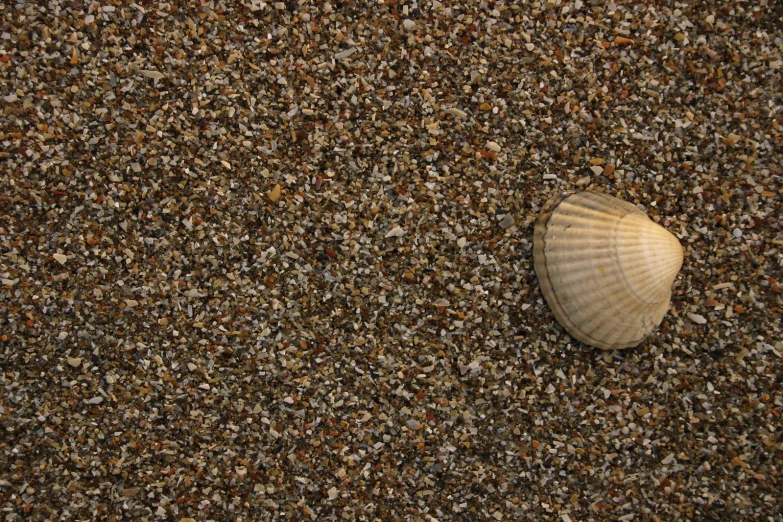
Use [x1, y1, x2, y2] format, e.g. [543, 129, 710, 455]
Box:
[687, 313, 708, 325]
[385, 226, 406, 238]
[444, 107, 468, 118]
[268, 184, 282, 202]
[498, 214, 515, 229]
[486, 141, 502, 153]
[139, 70, 165, 82]
[334, 47, 356, 60]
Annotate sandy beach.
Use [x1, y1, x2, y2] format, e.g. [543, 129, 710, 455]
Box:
[1, 1, 781, 520]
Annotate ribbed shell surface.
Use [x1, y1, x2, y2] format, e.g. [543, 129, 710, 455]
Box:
[533, 192, 684, 350]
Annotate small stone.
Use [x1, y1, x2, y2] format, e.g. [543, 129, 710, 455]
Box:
[486, 141, 501, 153]
[402, 19, 416, 31]
[334, 48, 356, 60]
[444, 107, 467, 118]
[269, 184, 282, 202]
[121, 487, 140, 497]
[67, 356, 82, 367]
[687, 313, 707, 325]
[53, 253, 68, 265]
[385, 226, 406, 238]
[139, 70, 165, 82]
[498, 214, 514, 229]
[457, 237, 467, 248]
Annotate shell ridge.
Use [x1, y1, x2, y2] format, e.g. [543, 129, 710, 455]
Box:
[615, 215, 674, 305]
[547, 259, 639, 349]
[537, 193, 634, 349]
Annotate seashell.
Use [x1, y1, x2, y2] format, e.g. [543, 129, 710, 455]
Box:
[533, 191, 683, 350]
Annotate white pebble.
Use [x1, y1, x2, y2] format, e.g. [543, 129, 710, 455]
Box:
[139, 69, 165, 82]
[687, 313, 707, 325]
[444, 107, 467, 118]
[334, 47, 356, 60]
[385, 226, 406, 238]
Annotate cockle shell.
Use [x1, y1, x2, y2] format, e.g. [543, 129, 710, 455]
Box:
[533, 191, 684, 350]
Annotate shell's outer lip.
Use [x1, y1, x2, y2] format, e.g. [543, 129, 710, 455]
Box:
[614, 213, 655, 305]
[532, 193, 570, 318]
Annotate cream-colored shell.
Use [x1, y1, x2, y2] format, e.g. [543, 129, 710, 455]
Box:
[533, 191, 684, 350]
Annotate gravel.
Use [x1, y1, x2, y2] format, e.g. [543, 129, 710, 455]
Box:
[1, 0, 781, 520]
